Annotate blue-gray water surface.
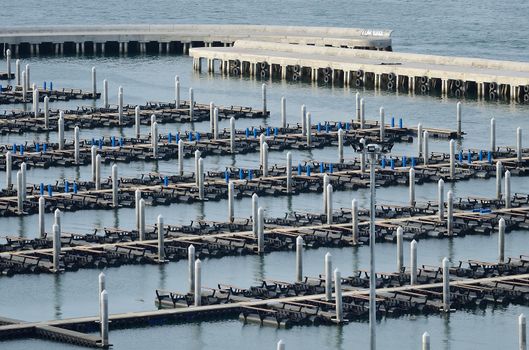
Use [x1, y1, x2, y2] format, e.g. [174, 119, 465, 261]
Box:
[1, 1, 529, 349]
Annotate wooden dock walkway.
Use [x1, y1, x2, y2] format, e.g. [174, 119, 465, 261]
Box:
[190, 40, 529, 103]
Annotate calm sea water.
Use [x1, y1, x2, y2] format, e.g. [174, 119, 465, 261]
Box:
[1, 1, 529, 349]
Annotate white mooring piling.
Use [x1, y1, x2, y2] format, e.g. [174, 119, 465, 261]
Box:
[442, 257, 450, 312]
[262, 142, 269, 177]
[338, 128, 344, 163]
[252, 194, 259, 237]
[15, 59, 20, 85]
[98, 272, 105, 323]
[112, 164, 118, 207]
[209, 102, 215, 134]
[44, 96, 49, 129]
[100, 290, 109, 347]
[447, 190, 454, 235]
[286, 152, 292, 193]
[228, 181, 235, 223]
[517, 127, 523, 162]
[230, 117, 235, 153]
[301, 104, 306, 136]
[490, 117, 496, 152]
[157, 214, 165, 262]
[258, 207, 265, 253]
[138, 198, 146, 241]
[21, 70, 26, 100]
[360, 98, 365, 129]
[151, 121, 159, 158]
[417, 123, 423, 158]
[135, 189, 141, 230]
[360, 138, 366, 173]
[21, 163, 26, 200]
[397, 226, 403, 272]
[178, 140, 184, 176]
[326, 184, 333, 225]
[323, 174, 330, 214]
[91, 146, 97, 181]
[134, 106, 140, 138]
[74, 126, 80, 164]
[25, 64, 30, 90]
[194, 259, 202, 306]
[423, 130, 429, 165]
[334, 268, 343, 322]
[422, 332, 430, 350]
[194, 150, 201, 186]
[103, 79, 108, 108]
[449, 139, 455, 180]
[277, 339, 285, 350]
[188, 245, 195, 293]
[505, 170, 511, 209]
[352, 199, 359, 245]
[213, 107, 219, 140]
[520, 314, 527, 350]
[175, 76, 180, 107]
[5, 151, 11, 188]
[91, 67, 97, 98]
[496, 161, 503, 200]
[306, 112, 312, 146]
[5, 49, 10, 77]
[259, 133, 265, 166]
[281, 96, 286, 128]
[379, 107, 385, 141]
[58, 111, 65, 150]
[409, 168, 416, 206]
[325, 252, 332, 301]
[262, 83, 267, 113]
[410, 240, 418, 285]
[95, 154, 102, 190]
[118, 86, 123, 125]
[52, 223, 61, 272]
[498, 217, 505, 263]
[456, 101, 462, 137]
[198, 158, 204, 200]
[189, 88, 194, 120]
[32, 87, 39, 117]
[16, 171, 23, 213]
[296, 236, 303, 282]
[438, 179, 445, 221]
[355, 92, 360, 121]
[38, 196, 45, 238]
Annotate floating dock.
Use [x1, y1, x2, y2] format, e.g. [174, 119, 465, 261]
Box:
[190, 40, 529, 102]
[0, 25, 393, 57]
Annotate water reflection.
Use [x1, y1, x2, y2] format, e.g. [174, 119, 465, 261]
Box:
[53, 274, 63, 319]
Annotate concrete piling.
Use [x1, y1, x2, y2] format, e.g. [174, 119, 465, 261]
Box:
[259, 134, 265, 166]
[443, 257, 450, 312]
[52, 223, 61, 272]
[325, 252, 332, 301]
[20, 163, 26, 201]
[360, 138, 366, 173]
[33, 88, 39, 117]
[449, 139, 455, 180]
[118, 86, 123, 125]
[517, 127, 523, 162]
[360, 98, 365, 129]
[352, 199, 359, 245]
[175, 76, 180, 107]
[423, 130, 429, 165]
[15, 59, 20, 85]
[16, 171, 23, 213]
[38, 196, 45, 238]
[188, 245, 195, 293]
[323, 174, 330, 214]
[409, 168, 415, 206]
[490, 118, 496, 152]
[456, 102, 462, 137]
[138, 198, 146, 240]
[252, 194, 259, 237]
[281, 96, 286, 128]
[262, 143, 269, 177]
[438, 179, 445, 221]
[194, 259, 202, 306]
[422, 332, 430, 350]
[338, 129, 344, 163]
[306, 112, 312, 147]
[498, 217, 505, 263]
[98, 272, 105, 324]
[5, 49, 10, 77]
[410, 240, 418, 285]
[355, 92, 360, 121]
[379, 107, 385, 140]
[135, 106, 140, 138]
[286, 152, 292, 193]
[58, 111, 65, 150]
[262, 83, 267, 113]
[301, 105, 306, 136]
[213, 108, 219, 140]
[496, 161, 503, 200]
[178, 140, 184, 176]
[5, 151, 11, 188]
[326, 184, 333, 225]
[195, 150, 201, 186]
[74, 126, 80, 164]
[189, 88, 194, 119]
[44, 96, 49, 129]
[91, 67, 97, 98]
[230, 117, 235, 153]
[112, 164, 118, 207]
[334, 268, 343, 322]
[209, 102, 215, 134]
[198, 158, 204, 200]
[277, 339, 285, 350]
[25, 64, 29, 90]
[95, 154, 101, 190]
[21, 70, 26, 100]
[417, 123, 423, 157]
[447, 190, 454, 235]
[520, 314, 527, 350]
[151, 122, 159, 158]
[91, 146, 97, 181]
[296, 236, 303, 282]
[100, 289, 109, 347]
[228, 181, 234, 222]
[157, 214, 165, 261]
[103, 79, 108, 108]
[397, 226, 403, 272]
[135, 189, 141, 231]
[505, 170, 511, 208]
[258, 207, 265, 253]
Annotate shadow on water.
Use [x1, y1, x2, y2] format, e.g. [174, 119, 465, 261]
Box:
[53, 274, 63, 319]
